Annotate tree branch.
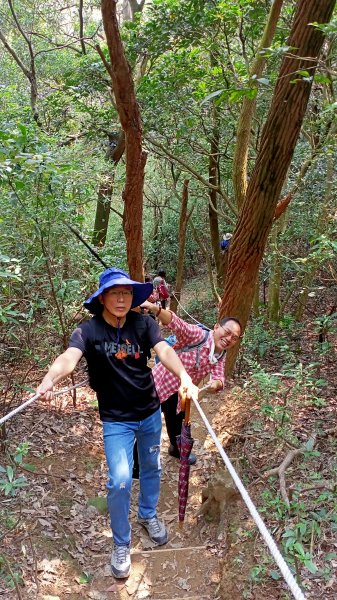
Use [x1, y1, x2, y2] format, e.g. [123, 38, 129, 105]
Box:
[145, 134, 238, 216]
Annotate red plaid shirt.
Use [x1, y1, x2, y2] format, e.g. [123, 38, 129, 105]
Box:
[153, 312, 225, 404]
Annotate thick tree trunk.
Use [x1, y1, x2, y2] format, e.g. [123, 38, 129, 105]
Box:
[170, 180, 189, 314]
[101, 0, 146, 280]
[220, 0, 336, 374]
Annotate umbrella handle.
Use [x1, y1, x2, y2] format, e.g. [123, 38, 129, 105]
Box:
[180, 391, 191, 424]
[180, 391, 186, 413]
[184, 395, 191, 424]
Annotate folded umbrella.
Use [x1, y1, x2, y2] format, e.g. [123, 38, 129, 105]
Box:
[176, 393, 194, 525]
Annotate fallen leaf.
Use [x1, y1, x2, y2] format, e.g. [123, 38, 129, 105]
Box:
[126, 578, 139, 595]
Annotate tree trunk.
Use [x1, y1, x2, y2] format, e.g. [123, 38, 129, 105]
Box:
[233, 0, 284, 210]
[101, 0, 146, 280]
[92, 177, 114, 247]
[170, 180, 189, 314]
[92, 131, 126, 247]
[220, 0, 336, 374]
[208, 101, 222, 289]
[79, 0, 86, 54]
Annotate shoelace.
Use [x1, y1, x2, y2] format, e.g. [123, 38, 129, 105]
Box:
[147, 517, 161, 533]
[115, 545, 128, 564]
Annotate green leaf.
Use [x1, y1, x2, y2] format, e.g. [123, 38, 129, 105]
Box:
[270, 569, 281, 580]
[304, 437, 315, 451]
[304, 560, 318, 574]
[325, 552, 337, 561]
[6, 466, 14, 482]
[200, 89, 224, 105]
[4, 483, 13, 495]
[293, 542, 306, 558]
[15, 181, 25, 190]
[78, 572, 93, 584]
[22, 463, 36, 472]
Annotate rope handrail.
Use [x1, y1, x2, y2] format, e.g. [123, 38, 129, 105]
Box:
[193, 386, 307, 600]
[0, 380, 88, 427]
[171, 292, 211, 330]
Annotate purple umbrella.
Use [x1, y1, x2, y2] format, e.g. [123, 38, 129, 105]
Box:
[176, 394, 194, 525]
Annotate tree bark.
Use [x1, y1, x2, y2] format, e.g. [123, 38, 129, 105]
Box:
[101, 0, 146, 279]
[170, 180, 190, 314]
[220, 0, 336, 374]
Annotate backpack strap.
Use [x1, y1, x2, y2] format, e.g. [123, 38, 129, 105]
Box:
[175, 329, 210, 368]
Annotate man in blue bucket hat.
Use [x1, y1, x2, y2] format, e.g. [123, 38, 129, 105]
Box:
[36, 268, 198, 579]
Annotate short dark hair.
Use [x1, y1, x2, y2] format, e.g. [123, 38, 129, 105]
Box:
[158, 269, 166, 278]
[218, 316, 242, 332]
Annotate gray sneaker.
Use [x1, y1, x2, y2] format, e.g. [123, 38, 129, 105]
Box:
[111, 543, 131, 578]
[138, 516, 168, 545]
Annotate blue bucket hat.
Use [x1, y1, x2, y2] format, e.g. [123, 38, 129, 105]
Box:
[84, 268, 153, 314]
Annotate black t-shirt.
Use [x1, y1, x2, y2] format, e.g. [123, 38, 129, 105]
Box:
[69, 312, 163, 422]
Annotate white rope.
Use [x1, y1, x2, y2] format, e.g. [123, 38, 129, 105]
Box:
[0, 380, 88, 427]
[171, 292, 211, 330]
[193, 386, 307, 600]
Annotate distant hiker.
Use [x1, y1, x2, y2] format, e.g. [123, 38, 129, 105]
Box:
[36, 268, 198, 580]
[139, 301, 242, 465]
[220, 233, 232, 251]
[153, 269, 170, 309]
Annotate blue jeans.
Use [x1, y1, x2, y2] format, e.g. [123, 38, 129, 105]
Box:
[102, 408, 162, 546]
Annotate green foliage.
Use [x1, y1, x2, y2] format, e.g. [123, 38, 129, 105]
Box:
[0, 555, 23, 591]
[0, 443, 31, 497]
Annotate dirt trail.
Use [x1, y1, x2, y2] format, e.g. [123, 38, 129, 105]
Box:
[2, 384, 244, 600]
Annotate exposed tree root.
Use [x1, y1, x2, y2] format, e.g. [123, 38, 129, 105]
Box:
[263, 434, 317, 508]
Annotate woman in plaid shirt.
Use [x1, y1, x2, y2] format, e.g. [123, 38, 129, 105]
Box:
[141, 300, 242, 464]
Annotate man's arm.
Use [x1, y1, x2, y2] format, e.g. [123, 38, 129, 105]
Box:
[153, 341, 199, 401]
[36, 347, 83, 400]
[141, 300, 172, 325]
[207, 379, 223, 392]
[141, 301, 203, 347]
